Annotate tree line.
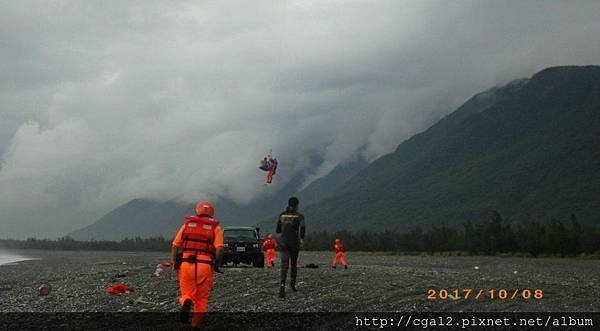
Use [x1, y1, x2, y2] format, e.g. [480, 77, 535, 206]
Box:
[0, 236, 171, 251]
[1, 212, 599, 257]
[304, 212, 600, 257]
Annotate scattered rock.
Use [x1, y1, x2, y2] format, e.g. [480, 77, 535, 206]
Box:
[38, 283, 51, 296]
[134, 297, 153, 305]
[4, 251, 600, 314]
[154, 264, 167, 277]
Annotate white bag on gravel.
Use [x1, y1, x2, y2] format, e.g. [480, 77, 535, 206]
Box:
[154, 264, 164, 277]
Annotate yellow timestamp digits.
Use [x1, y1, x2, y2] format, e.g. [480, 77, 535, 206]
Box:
[427, 288, 544, 301]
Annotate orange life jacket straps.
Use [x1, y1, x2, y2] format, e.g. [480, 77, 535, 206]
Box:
[181, 215, 220, 259]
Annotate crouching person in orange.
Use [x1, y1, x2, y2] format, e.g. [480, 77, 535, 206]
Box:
[332, 238, 348, 269]
[263, 234, 278, 267]
[171, 200, 224, 329]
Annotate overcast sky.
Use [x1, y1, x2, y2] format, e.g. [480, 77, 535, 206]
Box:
[1, 0, 600, 238]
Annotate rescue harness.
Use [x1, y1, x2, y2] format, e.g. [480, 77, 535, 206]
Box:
[175, 215, 219, 275]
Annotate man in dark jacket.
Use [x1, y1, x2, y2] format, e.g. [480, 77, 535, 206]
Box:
[276, 196, 305, 298]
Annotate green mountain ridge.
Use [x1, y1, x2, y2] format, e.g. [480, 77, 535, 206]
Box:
[296, 65, 600, 233]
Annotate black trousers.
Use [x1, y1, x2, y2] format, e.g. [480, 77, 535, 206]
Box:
[280, 247, 299, 285]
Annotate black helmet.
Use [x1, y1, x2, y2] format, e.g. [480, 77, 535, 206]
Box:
[288, 197, 299, 208]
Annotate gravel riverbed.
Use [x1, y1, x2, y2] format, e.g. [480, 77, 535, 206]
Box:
[1, 250, 599, 314]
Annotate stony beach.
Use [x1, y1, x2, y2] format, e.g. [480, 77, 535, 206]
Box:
[1, 250, 599, 315]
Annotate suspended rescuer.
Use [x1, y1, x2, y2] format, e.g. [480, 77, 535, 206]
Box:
[332, 238, 348, 269]
[262, 233, 278, 268]
[171, 200, 224, 328]
[276, 196, 305, 298]
[266, 157, 278, 184]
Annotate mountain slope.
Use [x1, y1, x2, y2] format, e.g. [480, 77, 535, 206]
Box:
[72, 66, 600, 240]
[302, 66, 600, 232]
[69, 199, 190, 241]
[297, 152, 369, 207]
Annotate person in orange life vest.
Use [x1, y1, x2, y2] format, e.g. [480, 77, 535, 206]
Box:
[262, 233, 278, 267]
[171, 200, 224, 328]
[266, 157, 278, 184]
[331, 238, 348, 269]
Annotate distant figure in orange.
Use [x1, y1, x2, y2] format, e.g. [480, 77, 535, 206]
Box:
[262, 233, 278, 267]
[171, 200, 224, 328]
[331, 238, 348, 269]
[266, 157, 278, 184]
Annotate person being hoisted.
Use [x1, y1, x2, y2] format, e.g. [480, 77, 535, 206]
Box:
[331, 238, 348, 269]
[171, 200, 224, 328]
[266, 156, 278, 184]
[262, 233, 278, 268]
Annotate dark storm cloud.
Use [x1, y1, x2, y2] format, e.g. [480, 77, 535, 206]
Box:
[1, 0, 600, 238]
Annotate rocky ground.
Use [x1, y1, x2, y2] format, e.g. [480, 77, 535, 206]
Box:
[1, 250, 599, 329]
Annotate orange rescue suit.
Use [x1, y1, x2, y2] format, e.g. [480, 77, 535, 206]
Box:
[172, 215, 223, 327]
[332, 241, 348, 268]
[262, 238, 278, 267]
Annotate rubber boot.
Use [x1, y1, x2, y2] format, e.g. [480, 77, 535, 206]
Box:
[279, 282, 286, 298]
[180, 299, 192, 324]
[290, 279, 297, 292]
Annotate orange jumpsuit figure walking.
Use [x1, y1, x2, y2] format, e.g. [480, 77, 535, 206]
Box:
[171, 200, 224, 328]
[262, 234, 278, 267]
[331, 238, 348, 269]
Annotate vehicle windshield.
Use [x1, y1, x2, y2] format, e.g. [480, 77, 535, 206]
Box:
[224, 229, 257, 241]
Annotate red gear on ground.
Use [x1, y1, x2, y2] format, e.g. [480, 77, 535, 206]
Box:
[106, 283, 134, 295]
